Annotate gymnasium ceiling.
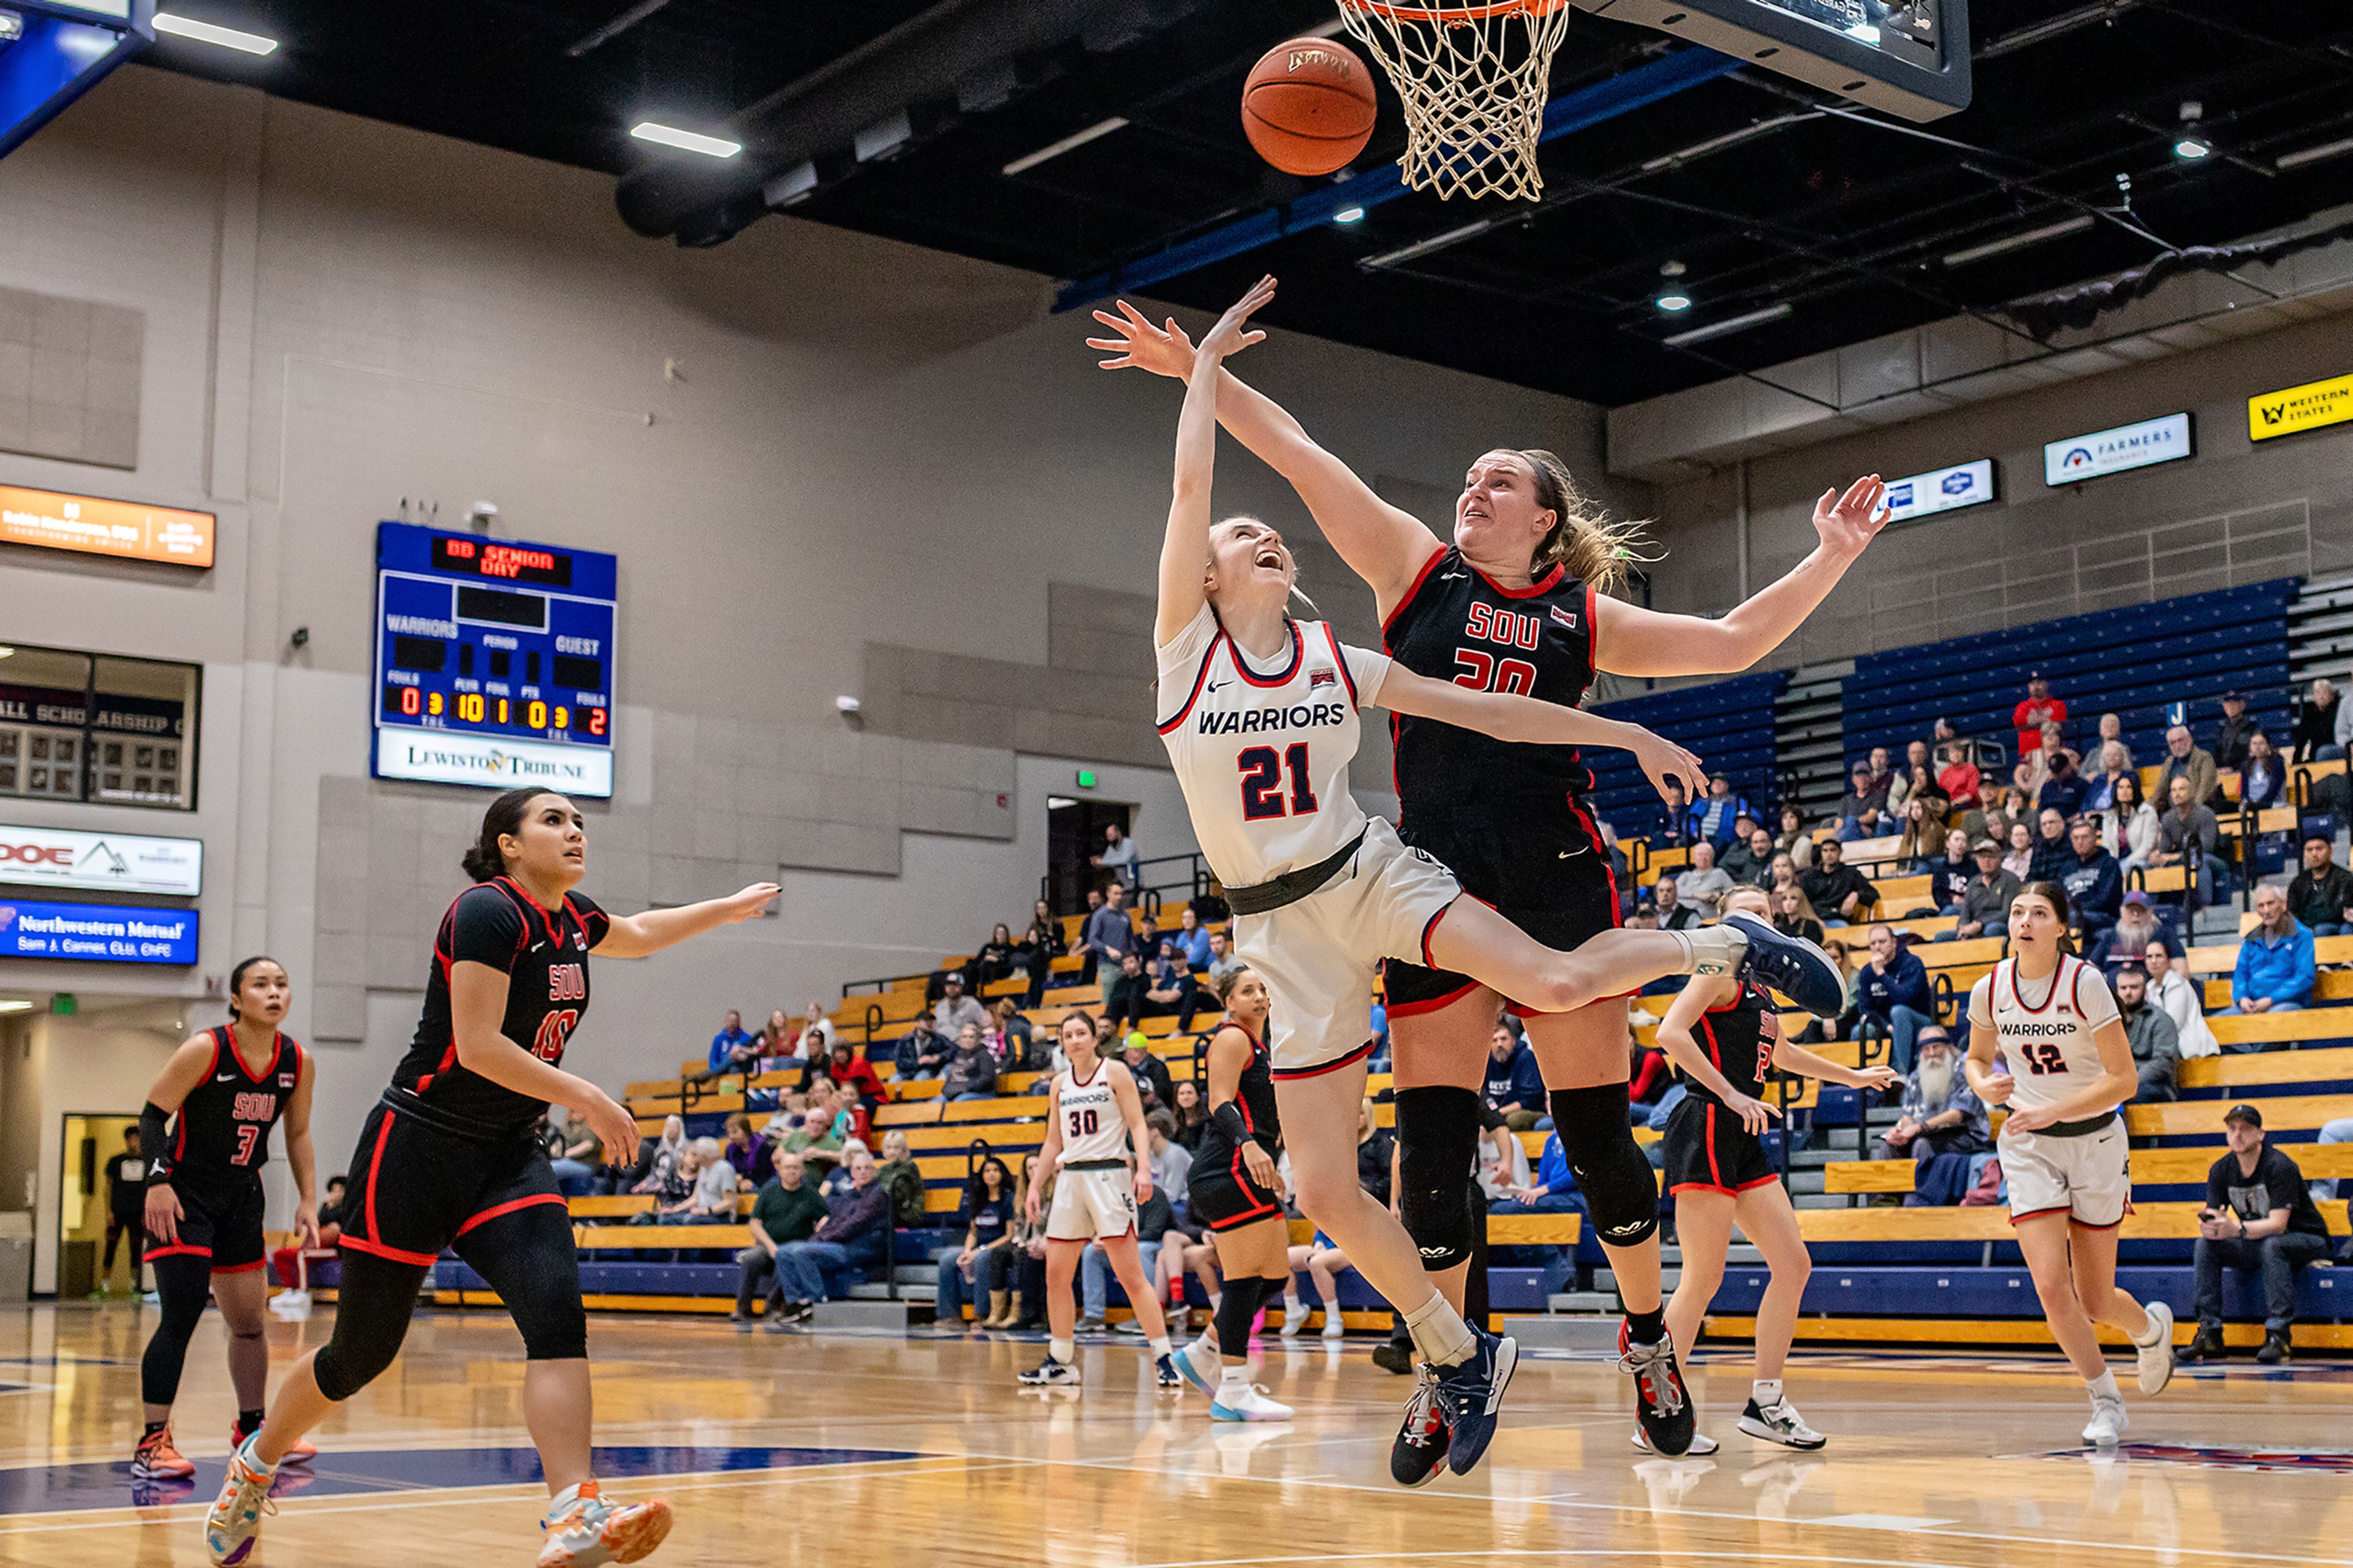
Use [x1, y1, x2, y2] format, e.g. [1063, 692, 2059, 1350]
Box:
[143, 0, 2353, 406]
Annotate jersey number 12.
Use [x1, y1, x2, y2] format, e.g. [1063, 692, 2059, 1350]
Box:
[1238, 744, 1318, 822]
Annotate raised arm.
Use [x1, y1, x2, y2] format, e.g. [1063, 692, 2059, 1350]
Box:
[1770, 1036, 1900, 1094]
[1094, 293, 1443, 607]
[596, 882, 778, 959]
[1155, 277, 1274, 647]
[1373, 662, 1706, 805]
[1591, 475, 1890, 678]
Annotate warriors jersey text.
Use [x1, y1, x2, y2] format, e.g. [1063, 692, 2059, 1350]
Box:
[1156, 604, 1393, 888]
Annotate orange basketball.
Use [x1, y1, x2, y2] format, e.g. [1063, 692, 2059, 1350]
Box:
[1241, 37, 1378, 176]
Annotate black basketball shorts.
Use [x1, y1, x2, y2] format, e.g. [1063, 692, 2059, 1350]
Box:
[1661, 1094, 1778, 1197]
[147, 1174, 268, 1273]
[1187, 1144, 1285, 1232]
[1385, 798, 1621, 1017]
[338, 1098, 568, 1269]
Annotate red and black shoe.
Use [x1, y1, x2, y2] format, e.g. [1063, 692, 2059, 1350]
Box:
[131, 1426, 195, 1480]
[1389, 1365, 1452, 1488]
[230, 1420, 316, 1464]
[1619, 1320, 1694, 1458]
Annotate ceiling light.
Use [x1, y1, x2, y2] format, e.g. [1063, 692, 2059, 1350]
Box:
[630, 121, 741, 159]
[1662, 301, 1792, 347]
[153, 12, 279, 54]
[0, 1000, 30, 1014]
[1361, 219, 1493, 271]
[2173, 137, 2211, 161]
[1655, 292, 1693, 313]
[1333, 206, 1366, 225]
[1939, 213, 2096, 268]
[2276, 134, 2353, 172]
[1003, 116, 1129, 176]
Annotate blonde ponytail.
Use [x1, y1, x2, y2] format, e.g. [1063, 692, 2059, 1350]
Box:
[1518, 449, 1656, 596]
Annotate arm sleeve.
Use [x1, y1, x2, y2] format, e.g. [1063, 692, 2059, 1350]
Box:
[448, 887, 528, 970]
[1341, 641, 1393, 710]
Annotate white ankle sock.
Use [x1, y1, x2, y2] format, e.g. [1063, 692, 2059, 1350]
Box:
[1149, 1335, 1173, 1360]
[2086, 1370, 2120, 1401]
[1050, 1337, 1074, 1364]
[1678, 925, 1743, 976]
[1752, 1379, 1783, 1407]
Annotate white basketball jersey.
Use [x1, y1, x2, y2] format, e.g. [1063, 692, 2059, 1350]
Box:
[1054, 1059, 1128, 1165]
[1155, 605, 1394, 887]
[1966, 955, 2121, 1116]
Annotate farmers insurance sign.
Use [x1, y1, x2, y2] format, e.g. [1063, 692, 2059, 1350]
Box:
[2043, 412, 2194, 486]
[2249, 372, 2353, 443]
[0, 825, 202, 896]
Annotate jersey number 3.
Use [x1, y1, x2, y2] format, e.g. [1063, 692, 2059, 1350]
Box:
[1238, 744, 1319, 822]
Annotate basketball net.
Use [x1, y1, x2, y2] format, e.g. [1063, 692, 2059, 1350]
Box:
[1337, 0, 1574, 201]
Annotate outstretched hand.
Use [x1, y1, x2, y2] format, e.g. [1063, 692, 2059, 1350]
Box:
[1813, 474, 1890, 559]
[1632, 729, 1708, 809]
[1088, 299, 1198, 378]
[1199, 276, 1275, 363]
[715, 883, 781, 925]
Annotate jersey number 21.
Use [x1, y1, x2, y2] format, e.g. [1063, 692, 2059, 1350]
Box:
[1238, 744, 1318, 822]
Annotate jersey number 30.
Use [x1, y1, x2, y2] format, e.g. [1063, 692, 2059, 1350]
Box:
[1238, 744, 1319, 822]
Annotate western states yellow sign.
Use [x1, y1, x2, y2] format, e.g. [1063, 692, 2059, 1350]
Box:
[2249, 372, 2353, 443]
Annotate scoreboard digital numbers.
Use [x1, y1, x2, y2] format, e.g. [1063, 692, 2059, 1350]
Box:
[372, 521, 618, 798]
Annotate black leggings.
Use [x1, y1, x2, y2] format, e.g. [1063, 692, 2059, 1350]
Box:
[104, 1215, 145, 1279]
[314, 1202, 586, 1402]
[140, 1253, 222, 1406]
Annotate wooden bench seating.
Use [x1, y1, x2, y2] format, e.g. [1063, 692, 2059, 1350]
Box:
[1794, 1200, 2349, 1242]
[1822, 1143, 2353, 1195]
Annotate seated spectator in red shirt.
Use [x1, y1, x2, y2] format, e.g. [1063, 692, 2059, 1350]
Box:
[824, 1039, 889, 1107]
[1936, 741, 1980, 805]
[2014, 673, 2066, 758]
[1627, 1039, 1672, 1119]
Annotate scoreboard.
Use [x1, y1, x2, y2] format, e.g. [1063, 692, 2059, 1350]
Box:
[1582, 0, 1969, 121]
[371, 521, 618, 798]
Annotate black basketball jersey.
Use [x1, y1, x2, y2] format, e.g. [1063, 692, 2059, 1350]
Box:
[1194, 1020, 1280, 1165]
[162, 1026, 303, 1185]
[391, 877, 610, 1137]
[1686, 983, 1779, 1105]
[1382, 545, 1600, 817]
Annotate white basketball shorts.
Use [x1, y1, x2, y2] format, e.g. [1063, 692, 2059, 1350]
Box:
[1232, 814, 1463, 1079]
[1045, 1164, 1137, 1242]
[2001, 1116, 2132, 1228]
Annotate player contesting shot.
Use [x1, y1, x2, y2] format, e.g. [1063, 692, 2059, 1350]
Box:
[131, 956, 319, 1482]
[1093, 284, 1890, 1462]
[1146, 276, 1846, 1483]
[1965, 880, 2175, 1447]
[204, 789, 778, 1568]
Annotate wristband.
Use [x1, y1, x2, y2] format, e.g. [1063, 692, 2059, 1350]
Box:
[140, 1102, 174, 1184]
[1210, 1100, 1251, 1145]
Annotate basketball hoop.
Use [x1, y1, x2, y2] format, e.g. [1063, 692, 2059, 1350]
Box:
[1336, 0, 1574, 202]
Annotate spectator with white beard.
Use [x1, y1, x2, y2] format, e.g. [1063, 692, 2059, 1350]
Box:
[2090, 893, 2169, 974]
[1867, 1030, 1990, 1204]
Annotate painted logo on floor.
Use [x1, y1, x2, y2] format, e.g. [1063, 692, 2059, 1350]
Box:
[2020, 1443, 2353, 1474]
[0, 1444, 920, 1517]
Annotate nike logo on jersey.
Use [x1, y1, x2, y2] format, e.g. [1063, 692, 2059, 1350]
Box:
[1205, 680, 1230, 694]
[1558, 846, 1590, 859]
[214, 1073, 236, 1083]
[1438, 571, 1467, 581]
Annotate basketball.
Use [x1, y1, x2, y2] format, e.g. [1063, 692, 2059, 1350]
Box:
[1241, 36, 1378, 176]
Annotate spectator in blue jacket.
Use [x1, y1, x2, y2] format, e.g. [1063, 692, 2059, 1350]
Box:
[1496, 1132, 1584, 1216]
[2224, 884, 2314, 1037]
[1483, 1021, 1547, 1131]
[1692, 775, 1752, 850]
[1170, 906, 1214, 969]
[1854, 923, 1938, 1075]
[2238, 731, 2286, 810]
[2036, 747, 2089, 819]
[694, 1009, 759, 1083]
[2058, 817, 2123, 941]
[768, 1148, 892, 1317]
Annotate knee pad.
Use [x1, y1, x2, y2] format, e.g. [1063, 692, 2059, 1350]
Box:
[314, 1327, 404, 1404]
[1550, 1085, 1659, 1249]
[1395, 1086, 1483, 1271]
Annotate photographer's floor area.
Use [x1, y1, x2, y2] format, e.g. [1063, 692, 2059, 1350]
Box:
[4, 1302, 2351, 1567]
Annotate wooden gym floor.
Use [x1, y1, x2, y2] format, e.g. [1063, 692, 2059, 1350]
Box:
[4, 1301, 2352, 1566]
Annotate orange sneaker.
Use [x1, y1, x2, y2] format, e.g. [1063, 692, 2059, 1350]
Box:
[229, 1420, 316, 1463]
[132, 1426, 196, 1480]
[536, 1482, 672, 1568]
